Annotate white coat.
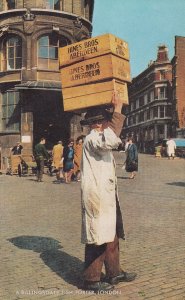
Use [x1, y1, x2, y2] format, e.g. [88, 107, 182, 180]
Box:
[81, 126, 124, 245]
[166, 139, 176, 156]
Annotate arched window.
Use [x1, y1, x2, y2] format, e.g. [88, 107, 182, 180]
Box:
[37, 35, 68, 70]
[46, 0, 60, 10]
[1, 35, 22, 71]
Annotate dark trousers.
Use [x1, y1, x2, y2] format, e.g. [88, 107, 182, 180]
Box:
[83, 235, 120, 282]
[36, 158, 44, 180]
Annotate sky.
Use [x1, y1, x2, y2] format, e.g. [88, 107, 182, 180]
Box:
[92, 0, 185, 78]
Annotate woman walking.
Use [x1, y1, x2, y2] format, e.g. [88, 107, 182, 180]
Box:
[63, 139, 74, 183]
[125, 137, 138, 179]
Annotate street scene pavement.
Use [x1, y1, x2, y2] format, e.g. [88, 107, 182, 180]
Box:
[0, 153, 185, 300]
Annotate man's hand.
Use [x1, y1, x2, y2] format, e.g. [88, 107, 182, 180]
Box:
[111, 91, 123, 113]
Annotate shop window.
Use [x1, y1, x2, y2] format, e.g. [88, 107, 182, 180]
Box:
[1, 35, 22, 71]
[46, 0, 60, 10]
[2, 91, 20, 132]
[38, 35, 68, 70]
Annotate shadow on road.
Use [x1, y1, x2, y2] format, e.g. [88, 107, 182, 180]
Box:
[166, 182, 185, 187]
[8, 236, 84, 288]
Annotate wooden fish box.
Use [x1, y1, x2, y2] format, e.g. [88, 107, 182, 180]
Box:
[62, 79, 128, 111]
[59, 33, 131, 111]
[59, 33, 129, 66]
[60, 53, 131, 88]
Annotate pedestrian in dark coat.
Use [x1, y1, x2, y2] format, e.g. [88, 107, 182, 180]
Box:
[34, 138, 49, 182]
[125, 137, 138, 179]
[63, 139, 74, 183]
[11, 142, 23, 155]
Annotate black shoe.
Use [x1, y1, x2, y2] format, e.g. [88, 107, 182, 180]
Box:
[107, 271, 137, 285]
[84, 281, 114, 293]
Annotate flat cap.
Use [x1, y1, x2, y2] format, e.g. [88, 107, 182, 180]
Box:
[80, 107, 112, 126]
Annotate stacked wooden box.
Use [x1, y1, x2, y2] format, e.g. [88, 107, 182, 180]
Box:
[59, 33, 131, 111]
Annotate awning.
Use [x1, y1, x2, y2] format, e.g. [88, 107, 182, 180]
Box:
[173, 138, 185, 147]
[15, 81, 62, 91]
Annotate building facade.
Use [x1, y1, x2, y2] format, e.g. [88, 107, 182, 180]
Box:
[123, 45, 172, 153]
[171, 36, 185, 138]
[0, 0, 94, 169]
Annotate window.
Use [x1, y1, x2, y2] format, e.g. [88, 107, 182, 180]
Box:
[144, 94, 148, 105]
[147, 109, 150, 120]
[7, 0, 16, 9]
[159, 106, 165, 118]
[139, 96, 144, 107]
[160, 70, 166, 80]
[46, 0, 60, 10]
[158, 87, 166, 99]
[1, 35, 22, 71]
[84, 0, 90, 18]
[136, 99, 139, 109]
[38, 35, 68, 70]
[154, 106, 158, 118]
[150, 90, 154, 101]
[139, 111, 144, 122]
[2, 91, 20, 131]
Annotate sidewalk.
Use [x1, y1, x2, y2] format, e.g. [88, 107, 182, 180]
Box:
[0, 154, 185, 300]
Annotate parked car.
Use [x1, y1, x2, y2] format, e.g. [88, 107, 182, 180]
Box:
[173, 138, 185, 158]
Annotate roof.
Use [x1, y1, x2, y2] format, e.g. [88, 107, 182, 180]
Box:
[15, 81, 62, 91]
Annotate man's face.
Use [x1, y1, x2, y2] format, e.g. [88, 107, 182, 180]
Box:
[91, 119, 109, 131]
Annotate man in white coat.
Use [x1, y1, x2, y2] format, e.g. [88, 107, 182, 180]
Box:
[166, 137, 176, 159]
[80, 93, 137, 293]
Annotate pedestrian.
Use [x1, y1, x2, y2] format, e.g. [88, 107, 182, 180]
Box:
[125, 137, 138, 179]
[63, 139, 74, 183]
[52, 141, 64, 182]
[73, 136, 83, 181]
[34, 137, 49, 182]
[80, 92, 137, 293]
[166, 137, 176, 159]
[11, 142, 23, 155]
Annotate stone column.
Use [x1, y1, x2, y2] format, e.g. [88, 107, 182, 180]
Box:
[154, 123, 158, 144]
[164, 124, 168, 139]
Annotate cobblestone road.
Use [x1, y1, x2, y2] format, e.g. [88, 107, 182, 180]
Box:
[0, 153, 185, 300]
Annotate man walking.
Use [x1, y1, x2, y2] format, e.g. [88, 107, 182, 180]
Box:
[80, 93, 137, 293]
[34, 138, 49, 182]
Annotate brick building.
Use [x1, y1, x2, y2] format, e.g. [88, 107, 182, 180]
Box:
[123, 45, 172, 153]
[171, 36, 185, 138]
[0, 0, 94, 169]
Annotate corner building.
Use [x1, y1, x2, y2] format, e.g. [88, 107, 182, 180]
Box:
[123, 45, 172, 153]
[0, 0, 94, 169]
